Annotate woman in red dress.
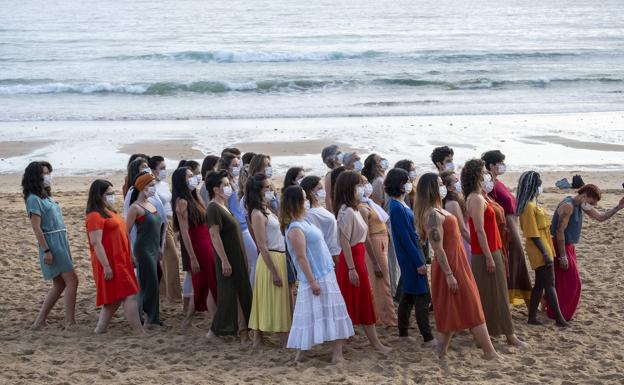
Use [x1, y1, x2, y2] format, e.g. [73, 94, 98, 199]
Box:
[86, 179, 144, 335]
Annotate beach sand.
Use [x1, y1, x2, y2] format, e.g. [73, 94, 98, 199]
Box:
[1, 170, 624, 384]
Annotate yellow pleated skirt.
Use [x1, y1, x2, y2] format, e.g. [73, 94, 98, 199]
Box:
[249, 251, 292, 332]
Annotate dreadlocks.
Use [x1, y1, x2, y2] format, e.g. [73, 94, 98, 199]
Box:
[516, 170, 541, 215]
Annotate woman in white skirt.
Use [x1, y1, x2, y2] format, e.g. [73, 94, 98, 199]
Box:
[280, 185, 354, 363]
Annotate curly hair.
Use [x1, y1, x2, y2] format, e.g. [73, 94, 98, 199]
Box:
[431, 146, 454, 167]
[578, 184, 601, 201]
[461, 159, 485, 198]
[22, 161, 52, 201]
[481, 150, 505, 172]
[383, 168, 409, 198]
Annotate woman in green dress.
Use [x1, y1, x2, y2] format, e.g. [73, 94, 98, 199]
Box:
[22, 161, 78, 331]
[204, 170, 253, 344]
[126, 172, 163, 326]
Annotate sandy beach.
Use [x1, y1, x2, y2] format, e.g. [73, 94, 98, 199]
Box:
[1, 168, 623, 384]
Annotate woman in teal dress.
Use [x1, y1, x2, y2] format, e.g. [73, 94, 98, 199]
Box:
[126, 172, 163, 326]
[22, 161, 78, 331]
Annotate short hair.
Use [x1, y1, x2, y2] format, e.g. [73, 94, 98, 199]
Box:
[221, 147, 241, 157]
[242, 152, 256, 165]
[299, 175, 322, 206]
[481, 150, 506, 171]
[384, 168, 409, 197]
[205, 170, 230, 200]
[431, 146, 454, 166]
[201, 155, 220, 179]
[394, 159, 414, 172]
[321, 145, 340, 167]
[578, 184, 601, 201]
[218, 153, 237, 171]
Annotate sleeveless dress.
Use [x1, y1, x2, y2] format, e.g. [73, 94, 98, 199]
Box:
[431, 211, 485, 332]
[133, 206, 162, 324]
[249, 213, 292, 332]
[188, 223, 218, 312]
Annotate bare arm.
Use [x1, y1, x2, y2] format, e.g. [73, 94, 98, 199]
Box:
[338, 219, 360, 287]
[445, 200, 470, 243]
[89, 229, 113, 280]
[555, 203, 572, 263]
[251, 210, 281, 286]
[209, 224, 232, 276]
[426, 210, 457, 293]
[467, 195, 496, 272]
[530, 237, 551, 265]
[288, 228, 320, 294]
[358, 205, 381, 274]
[175, 199, 200, 273]
[583, 198, 624, 222]
[30, 214, 54, 265]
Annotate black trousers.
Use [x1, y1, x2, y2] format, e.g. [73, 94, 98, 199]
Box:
[397, 292, 434, 341]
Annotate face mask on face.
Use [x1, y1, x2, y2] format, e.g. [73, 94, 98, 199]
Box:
[265, 166, 273, 178]
[498, 164, 507, 175]
[454, 180, 462, 192]
[43, 174, 53, 187]
[353, 160, 364, 172]
[304, 200, 311, 210]
[316, 189, 327, 200]
[439, 185, 448, 200]
[231, 166, 241, 177]
[141, 167, 152, 174]
[336, 153, 344, 165]
[222, 185, 233, 198]
[581, 202, 592, 211]
[356, 186, 366, 201]
[264, 190, 275, 201]
[364, 183, 373, 198]
[380, 159, 389, 171]
[404, 182, 413, 194]
[409, 170, 418, 181]
[537, 185, 544, 196]
[157, 169, 167, 181]
[483, 174, 494, 194]
[444, 162, 456, 172]
[187, 177, 200, 191]
[105, 194, 116, 206]
[145, 185, 156, 197]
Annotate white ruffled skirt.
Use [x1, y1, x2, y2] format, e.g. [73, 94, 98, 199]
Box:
[287, 271, 354, 350]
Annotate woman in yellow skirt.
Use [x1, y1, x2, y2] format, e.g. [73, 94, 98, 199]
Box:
[245, 173, 292, 347]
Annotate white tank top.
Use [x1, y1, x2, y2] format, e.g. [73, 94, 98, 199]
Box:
[266, 213, 286, 252]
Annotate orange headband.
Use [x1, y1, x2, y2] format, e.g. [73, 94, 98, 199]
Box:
[134, 173, 155, 192]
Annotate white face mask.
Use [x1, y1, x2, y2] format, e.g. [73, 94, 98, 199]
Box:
[105, 194, 116, 206]
[439, 185, 448, 200]
[364, 183, 373, 198]
[380, 159, 389, 171]
[304, 200, 311, 210]
[222, 185, 233, 198]
[409, 170, 418, 181]
[356, 186, 366, 201]
[145, 185, 156, 197]
[316, 189, 326, 200]
[581, 202, 592, 211]
[454, 180, 462, 192]
[336, 153, 344, 165]
[231, 166, 241, 177]
[444, 162, 455, 172]
[404, 182, 413, 194]
[482, 174, 494, 194]
[265, 166, 273, 178]
[187, 177, 200, 190]
[498, 164, 507, 175]
[537, 185, 544, 195]
[353, 160, 364, 172]
[42, 174, 53, 187]
[141, 167, 152, 174]
[157, 169, 167, 181]
[264, 190, 275, 201]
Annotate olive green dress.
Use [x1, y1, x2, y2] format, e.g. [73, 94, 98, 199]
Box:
[133, 205, 162, 325]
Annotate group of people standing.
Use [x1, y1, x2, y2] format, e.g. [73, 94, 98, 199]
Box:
[22, 144, 624, 362]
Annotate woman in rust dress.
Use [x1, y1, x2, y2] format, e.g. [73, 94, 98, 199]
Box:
[415, 173, 498, 360]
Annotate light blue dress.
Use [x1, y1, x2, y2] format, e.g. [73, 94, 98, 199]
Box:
[26, 194, 73, 280]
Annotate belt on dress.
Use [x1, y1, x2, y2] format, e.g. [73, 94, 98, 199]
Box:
[43, 228, 67, 235]
[269, 249, 286, 253]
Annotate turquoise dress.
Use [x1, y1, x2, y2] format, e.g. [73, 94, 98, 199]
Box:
[25, 194, 73, 280]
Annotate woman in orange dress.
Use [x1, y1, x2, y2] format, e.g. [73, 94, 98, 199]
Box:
[86, 179, 144, 335]
[415, 173, 498, 360]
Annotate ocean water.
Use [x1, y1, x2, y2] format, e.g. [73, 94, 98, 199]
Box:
[1, 0, 623, 121]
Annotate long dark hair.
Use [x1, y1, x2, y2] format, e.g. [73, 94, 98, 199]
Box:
[283, 167, 304, 189]
[201, 155, 220, 179]
[218, 153, 237, 175]
[414, 173, 442, 238]
[178, 159, 200, 173]
[248, 153, 270, 177]
[279, 185, 306, 234]
[129, 171, 152, 205]
[126, 157, 148, 193]
[361, 153, 381, 183]
[461, 159, 485, 198]
[86, 179, 114, 218]
[300, 175, 321, 207]
[440, 170, 466, 215]
[333, 170, 360, 217]
[245, 173, 269, 225]
[22, 161, 52, 201]
[171, 167, 206, 231]
[148, 155, 164, 170]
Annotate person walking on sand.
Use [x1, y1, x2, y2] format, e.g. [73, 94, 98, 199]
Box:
[23, 161, 78, 331]
[550, 184, 624, 321]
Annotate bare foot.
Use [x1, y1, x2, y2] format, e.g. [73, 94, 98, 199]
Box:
[206, 330, 221, 342]
[294, 351, 306, 363]
[484, 351, 503, 361]
[506, 335, 528, 348]
[331, 353, 345, 364]
[31, 320, 48, 330]
[374, 343, 392, 354]
[180, 318, 192, 330]
[436, 340, 447, 359]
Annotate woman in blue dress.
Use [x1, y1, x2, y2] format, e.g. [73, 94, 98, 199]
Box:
[22, 161, 78, 331]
